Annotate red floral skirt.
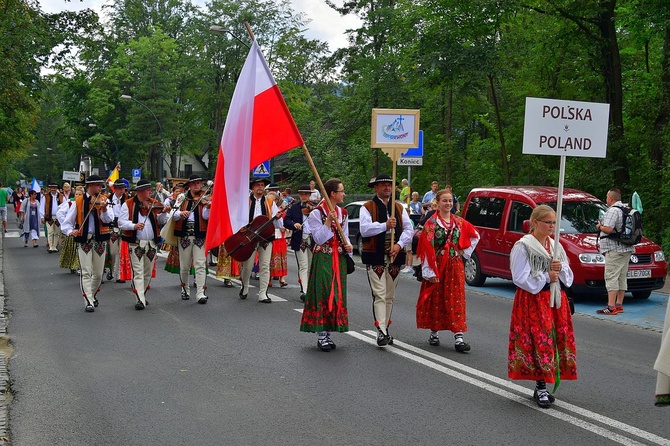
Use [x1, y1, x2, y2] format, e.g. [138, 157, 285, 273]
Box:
[416, 255, 467, 332]
[508, 288, 577, 383]
[270, 238, 288, 277]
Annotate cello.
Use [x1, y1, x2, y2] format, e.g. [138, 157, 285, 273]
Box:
[224, 201, 289, 262]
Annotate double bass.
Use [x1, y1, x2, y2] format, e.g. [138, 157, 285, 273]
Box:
[224, 201, 289, 262]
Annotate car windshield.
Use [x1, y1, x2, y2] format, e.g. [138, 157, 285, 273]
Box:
[539, 200, 608, 234]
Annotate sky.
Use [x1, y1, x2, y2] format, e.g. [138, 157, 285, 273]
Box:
[38, 0, 361, 52]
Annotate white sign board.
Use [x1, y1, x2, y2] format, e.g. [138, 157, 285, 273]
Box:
[371, 109, 420, 149]
[522, 97, 609, 158]
[62, 171, 81, 182]
[397, 157, 423, 166]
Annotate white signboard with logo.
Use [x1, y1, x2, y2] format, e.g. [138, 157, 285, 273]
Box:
[522, 97, 609, 158]
[371, 109, 420, 149]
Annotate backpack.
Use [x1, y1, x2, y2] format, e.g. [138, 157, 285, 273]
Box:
[604, 205, 642, 246]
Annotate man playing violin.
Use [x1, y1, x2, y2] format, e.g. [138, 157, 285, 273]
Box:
[172, 174, 211, 304]
[118, 179, 171, 310]
[283, 184, 314, 301]
[41, 182, 66, 253]
[239, 177, 285, 303]
[108, 178, 129, 283]
[61, 175, 115, 313]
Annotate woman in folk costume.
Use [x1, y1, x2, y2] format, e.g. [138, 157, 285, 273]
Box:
[508, 205, 576, 409]
[654, 298, 670, 406]
[56, 186, 83, 273]
[415, 189, 480, 352]
[299, 178, 353, 352]
[19, 190, 43, 247]
[216, 242, 241, 287]
[266, 189, 289, 287]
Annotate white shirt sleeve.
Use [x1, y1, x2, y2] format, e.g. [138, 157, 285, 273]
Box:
[60, 201, 78, 236]
[118, 203, 134, 231]
[308, 209, 333, 246]
[359, 205, 388, 238]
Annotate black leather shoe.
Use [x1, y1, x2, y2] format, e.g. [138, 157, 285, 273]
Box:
[106, 271, 113, 281]
[429, 334, 440, 346]
[533, 388, 556, 403]
[197, 296, 208, 304]
[317, 338, 331, 352]
[181, 288, 190, 300]
[376, 330, 389, 346]
[259, 297, 272, 303]
[135, 301, 145, 310]
[300, 293, 306, 302]
[455, 341, 471, 353]
[326, 336, 336, 350]
[116, 279, 126, 283]
[534, 388, 552, 408]
[93, 298, 99, 307]
[239, 289, 247, 300]
[85, 304, 95, 313]
[223, 279, 233, 288]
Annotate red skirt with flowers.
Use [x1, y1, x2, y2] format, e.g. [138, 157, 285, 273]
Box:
[118, 241, 132, 281]
[299, 250, 348, 333]
[508, 288, 577, 383]
[416, 254, 467, 332]
[270, 238, 288, 277]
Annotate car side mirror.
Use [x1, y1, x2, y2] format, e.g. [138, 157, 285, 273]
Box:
[522, 220, 531, 233]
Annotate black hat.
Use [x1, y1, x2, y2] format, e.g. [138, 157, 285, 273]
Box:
[249, 177, 270, 188]
[297, 185, 311, 193]
[113, 179, 127, 188]
[185, 174, 203, 185]
[86, 174, 105, 185]
[47, 182, 58, 188]
[132, 179, 152, 191]
[368, 174, 394, 187]
[265, 182, 280, 191]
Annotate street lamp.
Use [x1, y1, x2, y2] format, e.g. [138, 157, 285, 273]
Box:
[209, 25, 250, 48]
[120, 94, 166, 181]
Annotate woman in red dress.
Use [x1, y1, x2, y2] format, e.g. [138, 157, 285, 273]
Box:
[508, 204, 576, 409]
[415, 189, 479, 352]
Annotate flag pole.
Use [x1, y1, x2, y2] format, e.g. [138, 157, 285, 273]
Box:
[241, 22, 349, 246]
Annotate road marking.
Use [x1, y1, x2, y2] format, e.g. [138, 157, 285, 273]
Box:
[345, 330, 669, 446]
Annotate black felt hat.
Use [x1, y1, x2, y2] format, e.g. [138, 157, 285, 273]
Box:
[113, 179, 127, 189]
[367, 174, 394, 187]
[185, 174, 203, 185]
[297, 185, 312, 193]
[249, 177, 271, 188]
[132, 179, 152, 191]
[85, 174, 105, 184]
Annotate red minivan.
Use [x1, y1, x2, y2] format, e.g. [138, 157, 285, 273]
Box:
[461, 186, 667, 299]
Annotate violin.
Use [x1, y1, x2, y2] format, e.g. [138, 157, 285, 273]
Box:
[90, 193, 110, 209]
[139, 197, 168, 216]
[301, 202, 316, 215]
[224, 201, 289, 262]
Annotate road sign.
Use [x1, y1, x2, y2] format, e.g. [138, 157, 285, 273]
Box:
[132, 168, 142, 177]
[398, 157, 423, 166]
[252, 161, 271, 177]
[62, 171, 81, 182]
[402, 130, 424, 157]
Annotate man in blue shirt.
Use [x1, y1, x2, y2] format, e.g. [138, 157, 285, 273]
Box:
[421, 181, 439, 210]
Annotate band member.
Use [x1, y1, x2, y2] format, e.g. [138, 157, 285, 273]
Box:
[118, 179, 171, 310]
[107, 179, 129, 282]
[41, 182, 65, 252]
[172, 174, 210, 304]
[283, 184, 314, 301]
[61, 175, 114, 312]
[360, 174, 414, 346]
[239, 177, 284, 303]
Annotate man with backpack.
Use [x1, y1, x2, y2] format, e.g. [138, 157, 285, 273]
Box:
[596, 188, 636, 315]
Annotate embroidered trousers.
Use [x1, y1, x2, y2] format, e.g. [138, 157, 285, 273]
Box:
[241, 242, 272, 301]
[366, 263, 401, 334]
[129, 240, 158, 305]
[46, 220, 62, 251]
[77, 237, 107, 305]
[294, 241, 313, 294]
[178, 236, 207, 300]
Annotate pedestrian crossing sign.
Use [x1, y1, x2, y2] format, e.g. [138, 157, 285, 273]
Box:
[252, 161, 271, 177]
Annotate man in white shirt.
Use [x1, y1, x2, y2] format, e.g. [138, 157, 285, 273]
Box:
[41, 182, 65, 252]
[108, 179, 129, 282]
[360, 174, 414, 346]
[118, 179, 171, 310]
[61, 175, 115, 312]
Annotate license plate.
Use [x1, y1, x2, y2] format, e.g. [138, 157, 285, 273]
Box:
[627, 269, 652, 279]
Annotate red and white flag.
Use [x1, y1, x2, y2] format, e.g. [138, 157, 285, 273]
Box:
[205, 40, 304, 252]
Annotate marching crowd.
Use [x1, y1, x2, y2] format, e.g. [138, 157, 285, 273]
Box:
[3, 174, 669, 409]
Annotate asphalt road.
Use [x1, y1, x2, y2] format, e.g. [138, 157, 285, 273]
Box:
[2, 228, 670, 445]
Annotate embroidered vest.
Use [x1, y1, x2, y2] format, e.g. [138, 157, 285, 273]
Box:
[121, 197, 160, 243]
[73, 194, 110, 243]
[173, 191, 208, 237]
[361, 196, 406, 266]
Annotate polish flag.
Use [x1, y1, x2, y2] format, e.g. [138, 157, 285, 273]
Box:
[205, 40, 304, 252]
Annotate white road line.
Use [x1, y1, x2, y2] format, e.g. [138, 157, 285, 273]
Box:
[293, 309, 304, 313]
[347, 330, 668, 446]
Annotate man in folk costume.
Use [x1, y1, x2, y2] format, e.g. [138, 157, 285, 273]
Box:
[239, 177, 284, 303]
[118, 179, 171, 310]
[360, 174, 414, 346]
[283, 184, 314, 301]
[172, 174, 211, 304]
[61, 175, 114, 312]
[107, 179, 129, 282]
[41, 182, 65, 252]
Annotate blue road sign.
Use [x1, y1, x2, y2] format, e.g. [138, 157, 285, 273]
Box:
[131, 168, 141, 178]
[252, 161, 271, 177]
[402, 130, 424, 157]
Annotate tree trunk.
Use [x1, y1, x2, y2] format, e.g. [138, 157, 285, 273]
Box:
[488, 74, 510, 185]
[444, 87, 453, 184]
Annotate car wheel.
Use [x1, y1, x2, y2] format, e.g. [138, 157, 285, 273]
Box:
[464, 252, 486, 286]
[356, 235, 363, 256]
[631, 290, 651, 299]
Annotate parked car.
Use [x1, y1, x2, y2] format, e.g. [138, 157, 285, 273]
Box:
[461, 186, 667, 299]
[344, 200, 412, 255]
